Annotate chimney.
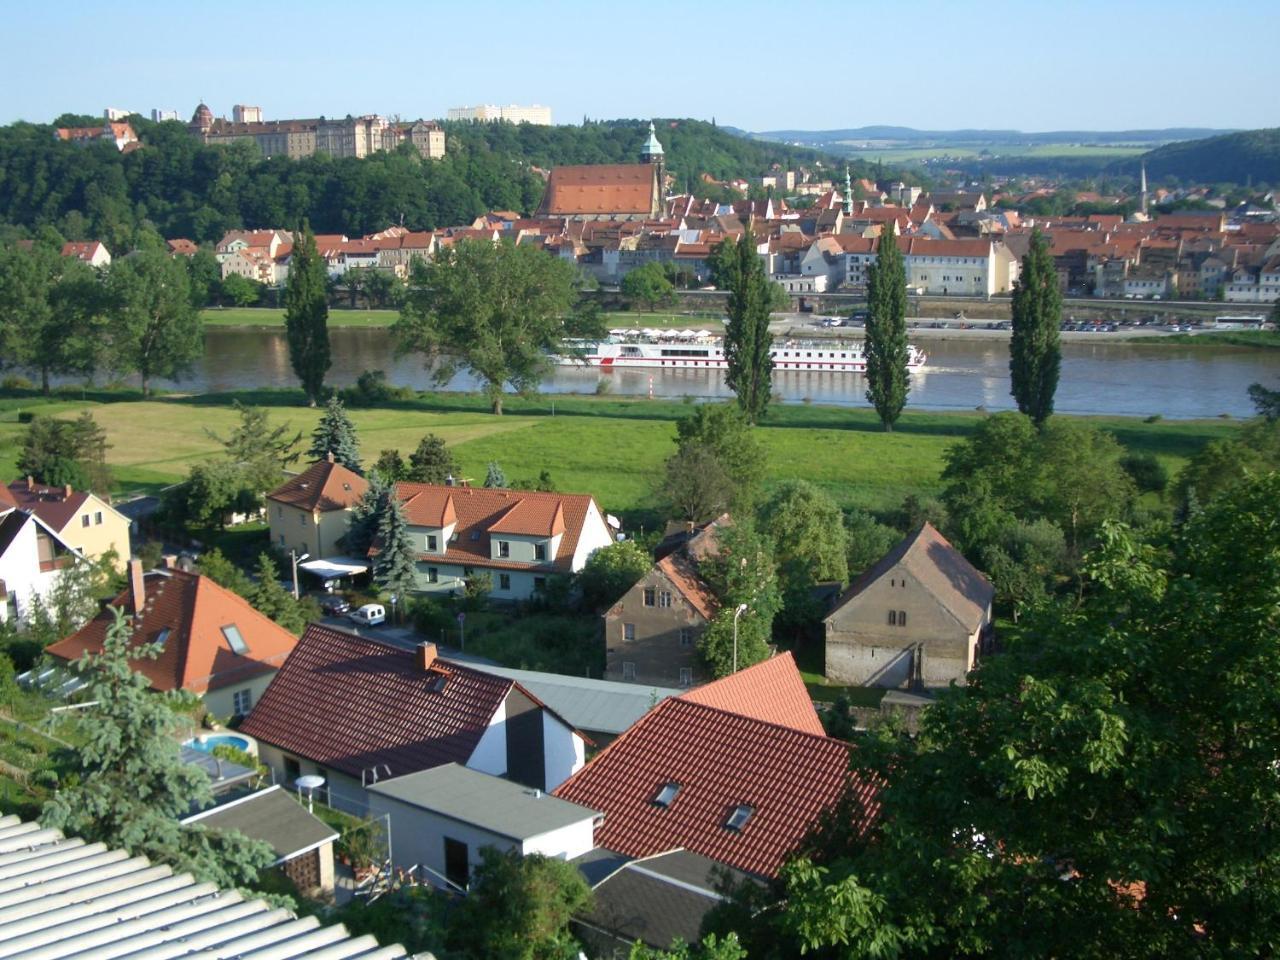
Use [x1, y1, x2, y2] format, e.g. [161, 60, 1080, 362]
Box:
[26, 476, 34, 491]
[128, 559, 146, 614]
[162, 554, 178, 569]
[416, 642, 437, 673]
[327, 451, 335, 463]
[63, 484, 73, 499]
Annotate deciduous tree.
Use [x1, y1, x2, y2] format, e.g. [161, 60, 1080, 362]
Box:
[395, 239, 580, 414]
[105, 248, 202, 396]
[722, 228, 774, 424]
[666, 403, 764, 520]
[284, 223, 331, 406]
[697, 523, 781, 677]
[864, 222, 910, 430]
[372, 448, 407, 484]
[1009, 229, 1062, 425]
[577, 539, 652, 612]
[620, 261, 675, 312]
[758, 479, 849, 625]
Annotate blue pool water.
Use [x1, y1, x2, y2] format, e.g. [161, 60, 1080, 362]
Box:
[187, 735, 251, 753]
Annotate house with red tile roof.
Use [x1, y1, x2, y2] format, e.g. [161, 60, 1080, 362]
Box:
[7, 478, 131, 573]
[166, 238, 199, 256]
[555, 653, 872, 879]
[55, 121, 138, 151]
[46, 560, 300, 719]
[266, 455, 369, 561]
[824, 523, 994, 689]
[240, 625, 588, 809]
[603, 553, 720, 688]
[392, 482, 614, 601]
[60, 241, 111, 269]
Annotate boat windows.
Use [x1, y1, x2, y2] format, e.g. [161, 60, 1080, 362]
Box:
[659, 349, 710, 358]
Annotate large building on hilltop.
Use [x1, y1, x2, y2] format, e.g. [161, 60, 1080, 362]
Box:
[447, 103, 552, 125]
[535, 122, 665, 221]
[187, 103, 445, 160]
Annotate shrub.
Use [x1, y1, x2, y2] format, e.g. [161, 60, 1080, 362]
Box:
[1121, 451, 1170, 494]
[2, 375, 34, 392]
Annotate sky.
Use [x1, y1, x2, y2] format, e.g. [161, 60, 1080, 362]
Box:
[3, 0, 1277, 132]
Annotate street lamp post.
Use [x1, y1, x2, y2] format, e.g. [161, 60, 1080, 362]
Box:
[291, 551, 310, 600]
[732, 603, 749, 674]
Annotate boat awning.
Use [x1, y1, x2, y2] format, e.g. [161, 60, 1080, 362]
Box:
[298, 557, 369, 579]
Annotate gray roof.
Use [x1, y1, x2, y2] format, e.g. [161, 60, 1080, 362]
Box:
[576, 849, 753, 950]
[0, 814, 409, 958]
[459, 663, 680, 736]
[182, 786, 337, 863]
[367, 763, 599, 841]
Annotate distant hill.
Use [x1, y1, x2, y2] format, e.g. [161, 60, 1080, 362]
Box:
[749, 126, 1230, 147]
[1118, 128, 1280, 186]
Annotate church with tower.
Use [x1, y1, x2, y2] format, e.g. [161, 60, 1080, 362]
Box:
[535, 122, 666, 220]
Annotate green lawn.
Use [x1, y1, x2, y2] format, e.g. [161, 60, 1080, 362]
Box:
[200, 308, 398, 328]
[1133, 330, 1280, 349]
[0, 388, 1239, 530]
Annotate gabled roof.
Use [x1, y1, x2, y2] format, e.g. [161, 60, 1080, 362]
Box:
[394, 483, 602, 572]
[654, 554, 719, 621]
[554, 697, 871, 878]
[679, 652, 824, 736]
[239, 625, 518, 780]
[0, 814, 411, 958]
[46, 569, 300, 694]
[266, 458, 368, 512]
[829, 522, 993, 632]
[538, 164, 657, 216]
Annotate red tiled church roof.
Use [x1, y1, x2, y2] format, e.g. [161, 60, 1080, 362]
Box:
[538, 164, 659, 217]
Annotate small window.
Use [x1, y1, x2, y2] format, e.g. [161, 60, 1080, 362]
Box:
[679, 627, 693, 647]
[427, 567, 439, 583]
[221, 624, 249, 655]
[622, 661, 636, 681]
[888, 610, 897, 626]
[153, 628, 171, 650]
[299, 514, 306, 526]
[94, 511, 103, 525]
[498, 540, 510, 558]
[277, 506, 283, 518]
[81, 514, 90, 528]
[679, 667, 693, 686]
[499, 573, 511, 591]
[624, 623, 636, 642]
[898, 610, 907, 627]
[427, 534, 438, 551]
[534, 543, 547, 562]
[725, 804, 754, 831]
[428, 675, 448, 693]
[659, 591, 672, 608]
[643, 588, 655, 607]
[653, 781, 680, 807]
[233, 688, 253, 715]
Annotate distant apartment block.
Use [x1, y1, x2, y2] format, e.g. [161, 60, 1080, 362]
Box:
[103, 107, 131, 121]
[150, 108, 179, 122]
[187, 103, 445, 160]
[447, 104, 552, 125]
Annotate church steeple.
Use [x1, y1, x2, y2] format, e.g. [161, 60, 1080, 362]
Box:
[844, 167, 853, 215]
[641, 122, 666, 218]
[641, 121, 664, 163]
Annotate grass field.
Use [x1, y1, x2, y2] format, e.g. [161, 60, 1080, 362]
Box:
[1136, 329, 1280, 349]
[200, 308, 399, 328]
[0, 388, 1239, 530]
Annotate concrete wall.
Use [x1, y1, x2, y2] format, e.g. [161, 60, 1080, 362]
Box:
[825, 562, 987, 689]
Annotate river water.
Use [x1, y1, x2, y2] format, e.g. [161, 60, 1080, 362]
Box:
[128, 328, 1280, 419]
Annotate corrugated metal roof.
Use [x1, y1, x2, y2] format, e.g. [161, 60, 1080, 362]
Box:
[0, 814, 411, 958]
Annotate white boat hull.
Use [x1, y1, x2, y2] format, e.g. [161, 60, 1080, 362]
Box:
[554, 338, 926, 373]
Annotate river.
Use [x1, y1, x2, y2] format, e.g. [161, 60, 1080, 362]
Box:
[106, 328, 1280, 419]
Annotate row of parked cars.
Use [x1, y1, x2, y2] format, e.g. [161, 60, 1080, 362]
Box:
[316, 593, 386, 625]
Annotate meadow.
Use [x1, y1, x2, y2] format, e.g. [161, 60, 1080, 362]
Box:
[200, 308, 399, 328]
[0, 388, 1238, 531]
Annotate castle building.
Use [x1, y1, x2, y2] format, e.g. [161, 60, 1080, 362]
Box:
[187, 104, 445, 161]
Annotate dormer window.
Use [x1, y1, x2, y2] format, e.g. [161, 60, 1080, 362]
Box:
[725, 804, 754, 831]
[653, 782, 680, 808]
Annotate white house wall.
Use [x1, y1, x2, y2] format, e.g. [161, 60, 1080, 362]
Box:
[0, 519, 62, 625]
[466, 700, 507, 777]
[571, 502, 615, 571]
[542, 709, 585, 791]
[523, 819, 596, 862]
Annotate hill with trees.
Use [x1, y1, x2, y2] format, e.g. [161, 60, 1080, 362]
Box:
[0, 114, 869, 251]
[1119, 127, 1280, 186]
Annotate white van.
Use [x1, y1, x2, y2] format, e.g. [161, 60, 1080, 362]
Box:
[349, 603, 386, 626]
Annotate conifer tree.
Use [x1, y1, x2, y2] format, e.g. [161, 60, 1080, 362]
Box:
[308, 396, 361, 471]
[284, 222, 331, 406]
[864, 221, 910, 430]
[406, 433, 458, 484]
[723, 228, 774, 423]
[345, 473, 387, 558]
[1009, 229, 1063, 426]
[373, 493, 418, 599]
[484, 462, 508, 488]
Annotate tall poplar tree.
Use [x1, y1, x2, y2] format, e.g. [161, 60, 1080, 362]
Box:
[1009, 229, 1062, 426]
[864, 221, 910, 430]
[723, 229, 774, 423]
[284, 222, 331, 406]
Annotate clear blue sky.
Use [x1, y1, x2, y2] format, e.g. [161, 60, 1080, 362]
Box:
[4, 0, 1276, 132]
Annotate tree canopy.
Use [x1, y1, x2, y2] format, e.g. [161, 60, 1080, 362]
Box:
[405, 433, 459, 484]
[665, 403, 764, 522]
[103, 246, 202, 395]
[1009, 229, 1062, 425]
[309, 395, 361, 471]
[284, 223, 331, 406]
[864, 223, 910, 430]
[395, 239, 588, 414]
[721, 229, 774, 424]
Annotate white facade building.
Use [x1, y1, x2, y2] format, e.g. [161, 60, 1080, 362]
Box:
[447, 104, 553, 125]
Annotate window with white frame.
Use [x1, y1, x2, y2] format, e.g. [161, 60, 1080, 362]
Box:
[233, 688, 252, 715]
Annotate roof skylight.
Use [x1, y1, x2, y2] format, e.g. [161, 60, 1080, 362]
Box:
[153, 628, 171, 650]
[221, 624, 249, 655]
[725, 804, 754, 831]
[652, 781, 680, 808]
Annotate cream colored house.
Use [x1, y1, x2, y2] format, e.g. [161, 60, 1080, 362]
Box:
[7, 479, 131, 573]
[265, 456, 368, 560]
[824, 523, 994, 689]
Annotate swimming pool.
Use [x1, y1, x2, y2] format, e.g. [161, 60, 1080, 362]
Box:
[185, 734, 257, 756]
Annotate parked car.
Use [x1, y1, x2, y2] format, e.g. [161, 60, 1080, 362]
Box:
[349, 603, 386, 626]
[318, 594, 350, 616]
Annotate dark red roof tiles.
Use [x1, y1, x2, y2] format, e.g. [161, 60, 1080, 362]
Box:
[240, 624, 514, 779]
[266, 459, 368, 513]
[679, 652, 824, 736]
